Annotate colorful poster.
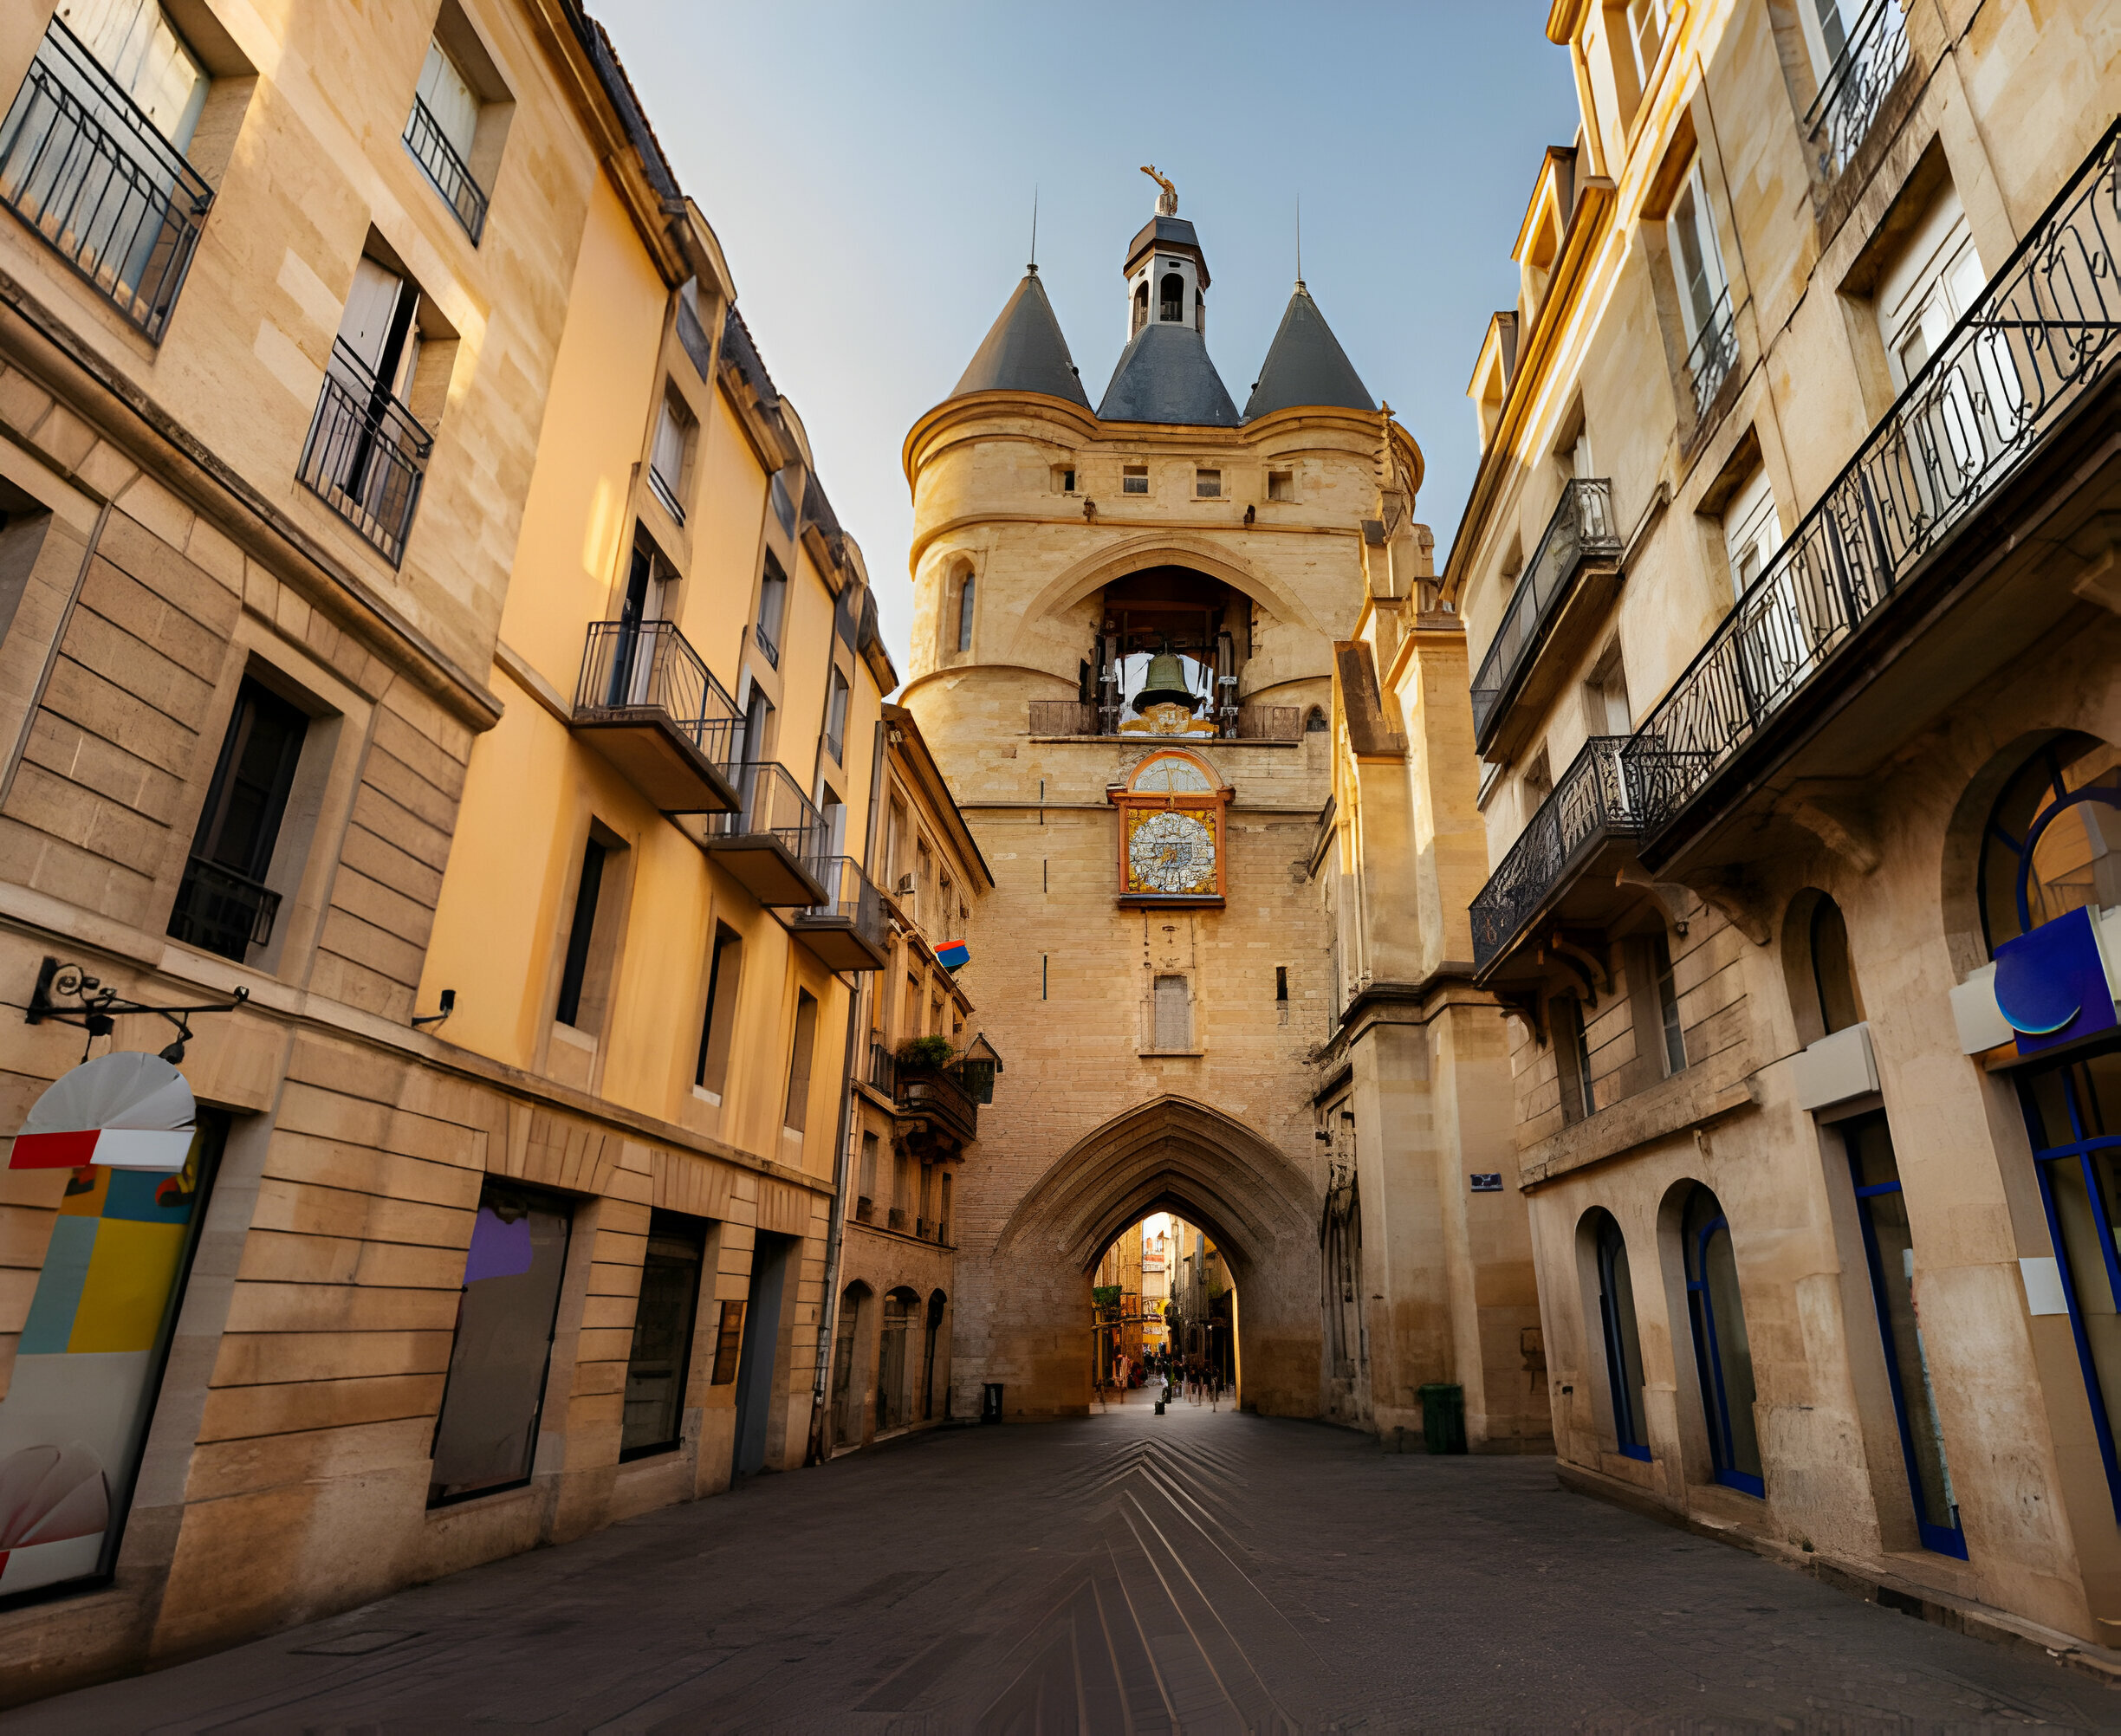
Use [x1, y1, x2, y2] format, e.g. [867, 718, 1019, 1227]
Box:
[0, 1124, 217, 1599]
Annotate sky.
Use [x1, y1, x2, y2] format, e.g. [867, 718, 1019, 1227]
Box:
[599, 3, 1582, 675]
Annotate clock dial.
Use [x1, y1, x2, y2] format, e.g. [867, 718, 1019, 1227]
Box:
[1127, 809, 1216, 895]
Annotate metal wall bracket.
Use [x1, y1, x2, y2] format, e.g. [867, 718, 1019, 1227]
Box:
[26, 956, 249, 1061]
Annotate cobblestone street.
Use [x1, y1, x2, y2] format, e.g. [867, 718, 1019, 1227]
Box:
[16, 1398, 2121, 1733]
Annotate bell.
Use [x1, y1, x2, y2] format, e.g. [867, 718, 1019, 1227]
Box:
[1133, 649, 1197, 714]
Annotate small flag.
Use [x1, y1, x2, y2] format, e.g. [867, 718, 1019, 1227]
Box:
[937, 942, 970, 971]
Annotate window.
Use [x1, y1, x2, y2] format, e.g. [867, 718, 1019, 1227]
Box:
[1650, 932, 1686, 1074]
[1521, 745, 1553, 824]
[737, 685, 773, 768]
[648, 389, 694, 524]
[1123, 465, 1149, 495]
[429, 1182, 573, 1504]
[1267, 470, 1294, 502]
[1589, 1209, 1651, 1461]
[1159, 272, 1183, 322]
[695, 924, 743, 1095]
[923, 1292, 945, 1418]
[859, 1131, 878, 1210]
[1132, 279, 1149, 337]
[1840, 1113, 1965, 1555]
[1553, 995, 1595, 1122]
[1586, 644, 1631, 735]
[878, 1291, 914, 1431]
[620, 1212, 705, 1461]
[1152, 974, 1191, 1052]
[755, 553, 788, 667]
[831, 1284, 864, 1445]
[955, 569, 976, 653]
[303, 250, 438, 564]
[784, 988, 820, 1134]
[1668, 162, 1735, 417]
[405, 36, 486, 240]
[769, 470, 796, 538]
[938, 1173, 952, 1246]
[1876, 183, 1987, 390]
[710, 1299, 744, 1384]
[1054, 465, 1077, 494]
[1976, 734, 2121, 953]
[816, 785, 845, 858]
[1625, 0, 1669, 89]
[1304, 705, 1327, 733]
[823, 666, 850, 762]
[1195, 470, 1222, 499]
[1721, 468, 1780, 598]
[887, 797, 909, 891]
[169, 677, 308, 961]
[1810, 896, 1865, 1034]
[1682, 1182, 1763, 1495]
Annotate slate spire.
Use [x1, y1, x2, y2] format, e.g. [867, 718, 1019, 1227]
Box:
[1242, 282, 1375, 421]
[951, 270, 1090, 407]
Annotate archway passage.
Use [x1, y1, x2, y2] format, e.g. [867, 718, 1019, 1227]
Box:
[1090, 1214, 1240, 1409]
[975, 1096, 1320, 1420]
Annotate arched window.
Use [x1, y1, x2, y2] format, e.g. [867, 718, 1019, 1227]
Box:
[1304, 706, 1327, 734]
[922, 1291, 946, 1420]
[832, 1281, 869, 1449]
[1977, 733, 2121, 953]
[1682, 1183, 1762, 1495]
[1586, 1208, 1650, 1461]
[1132, 278, 1149, 336]
[1131, 753, 1214, 794]
[1810, 895, 1864, 1034]
[955, 570, 976, 653]
[1159, 272, 1183, 322]
[878, 1290, 915, 1432]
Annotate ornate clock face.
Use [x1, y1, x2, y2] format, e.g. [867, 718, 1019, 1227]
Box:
[1127, 809, 1216, 896]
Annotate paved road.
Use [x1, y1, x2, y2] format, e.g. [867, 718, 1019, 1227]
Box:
[18, 1396, 2121, 1733]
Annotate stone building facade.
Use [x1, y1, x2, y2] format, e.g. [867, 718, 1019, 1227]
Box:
[0, 0, 905, 1699]
[1450, 0, 2121, 1645]
[900, 185, 1540, 1434]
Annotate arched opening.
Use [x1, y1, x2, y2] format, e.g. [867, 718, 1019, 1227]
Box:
[1678, 1182, 1762, 1496]
[1578, 1208, 1649, 1462]
[1158, 271, 1183, 322]
[987, 1096, 1317, 1420]
[1975, 731, 2121, 954]
[831, 1280, 871, 1450]
[1092, 1212, 1236, 1405]
[1090, 566, 1260, 739]
[921, 1290, 946, 1421]
[955, 569, 976, 654]
[877, 1287, 918, 1434]
[1132, 277, 1148, 337]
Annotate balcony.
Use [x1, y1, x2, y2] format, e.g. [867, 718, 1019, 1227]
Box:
[402, 94, 487, 243]
[1469, 479, 1623, 757]
[1624, 122, 2121, 863]
[167, 857, 280, 962]
[867, 1041, 979, 1150]
[1469, 737, 1643, 981]
[1803, 0, 1911, 185]
[0, 18, 212, 343]
[1686, 289, 1740, 427]
[700, 761, 828, 905]
[1026, 700, 1302, 741]
[571, 619, 741, 813]
[789, 855, 890, 972]
[299, 340, 432, 566]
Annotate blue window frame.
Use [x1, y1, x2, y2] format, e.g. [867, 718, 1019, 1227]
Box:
[1683, 1183, 1763, 1496]
[1839, 1112, 1967, 1557]
[2017, 1043, 2121, 1521]
[1592, 1210, 1651, 1461]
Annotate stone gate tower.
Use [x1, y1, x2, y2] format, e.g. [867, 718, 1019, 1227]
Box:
[902, 178, 1541, 1438]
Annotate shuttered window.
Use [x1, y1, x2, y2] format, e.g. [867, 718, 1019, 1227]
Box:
[1152, 975, 1190, 1052]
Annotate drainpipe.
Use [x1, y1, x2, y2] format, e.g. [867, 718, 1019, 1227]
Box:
[805, 716, 891, 1466]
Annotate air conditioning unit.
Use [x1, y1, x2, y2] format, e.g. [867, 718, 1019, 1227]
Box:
[895, 874, 917, 897]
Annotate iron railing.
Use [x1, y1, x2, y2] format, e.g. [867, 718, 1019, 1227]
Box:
[795, 855, 889, 948]
[300, 339, 432, 566]
[0, 17, 212, 342]
[1469, 737, 1641, 975]
[167, 856, 280, 961]
[1469, 479, 1622, 750]
[1624, 120, 2121, 839]
[574, 619, 740, 764]
[1802, 0, 1911, 184]
[1687, 289, 1740, 424]
[402, 93, 486, 243]
[867, 1040, 898, 1097]
[1026, 699, 1301, 740]
[704, 760, 823, 859]
[866, 1041, 980, 1140]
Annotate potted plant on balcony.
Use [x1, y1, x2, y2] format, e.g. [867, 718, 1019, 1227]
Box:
[895, 1034, 955, 1074]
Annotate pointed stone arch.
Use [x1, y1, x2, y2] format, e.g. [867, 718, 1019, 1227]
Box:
[1018, 534, 1328, 640]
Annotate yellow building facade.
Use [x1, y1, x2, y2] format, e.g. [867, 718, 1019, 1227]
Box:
[1450, 0, 2121, 1647]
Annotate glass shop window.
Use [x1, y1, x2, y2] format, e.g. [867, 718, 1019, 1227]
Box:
[429, 1182, 573, 1505]
[619, 1210, 706, 1460]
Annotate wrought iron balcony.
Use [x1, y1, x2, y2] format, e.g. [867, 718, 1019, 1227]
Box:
[299, 340, 432, 566]
[1026, 699, 1300, 740]
[1624, 121, 2121, 845]
[572, 619, 741, 813]
[1469, 737, 1642, 979]
[1803, 0, 1911, 185]
[167, 857, 280, 962]
[1686, 289, 1740, 425]
[0, 16, 212, 342]
[790, 855, 890, 971]
[701, 761, 828, 905]
[1469, 479, 1623, 755]
[866, 1041, 979, 1147]
[402, 94, 487, 243]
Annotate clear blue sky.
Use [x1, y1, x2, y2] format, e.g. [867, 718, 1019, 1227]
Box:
[599, 3, 1580, 672]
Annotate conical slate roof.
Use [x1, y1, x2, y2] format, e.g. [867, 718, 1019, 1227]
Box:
[1095, 322, 1240, 426]
[951, 271, 1090, 407]
[1242, 284, 1374, 420]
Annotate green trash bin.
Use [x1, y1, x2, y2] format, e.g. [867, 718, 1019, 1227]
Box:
[1418, 1383, 1466, 1454]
